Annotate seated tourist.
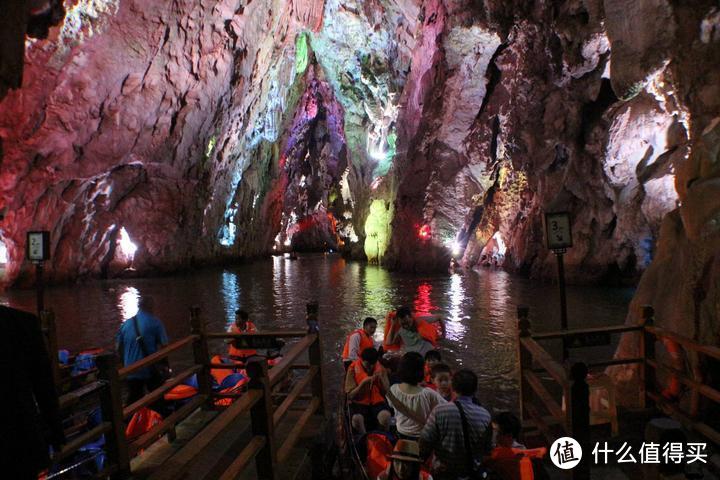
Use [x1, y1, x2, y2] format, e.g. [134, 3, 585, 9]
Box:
[227, 309, 257, 359]
[485, 412, 546, 480]
[419, 369, 492, 480]
[383, 352, 446, 440]
[384, 307, 446, 356]
[423, 350, 442, 385]
[377, 439, 432, 480]
[346, 347, 392, 434]
[343, 317, 379, 370]
[428, 364, 454, 402]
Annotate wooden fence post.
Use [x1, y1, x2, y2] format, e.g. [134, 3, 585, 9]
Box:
[640, 305, 655, 409]
[40, 310, 60, 386]
[308, 333, 325, 415]
[246, 358, 276, 480]
[517, 306, 532, 423]
[96, 353, 131, 478]
[190, 306, 213, 404]
[569, 362, 589, 480]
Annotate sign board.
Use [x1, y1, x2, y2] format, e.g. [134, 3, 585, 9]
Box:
[233, 336, 284, 350]
[544, 212, 573, 250]
[567, 331, 611, 348]
[27, 231, 50, 261]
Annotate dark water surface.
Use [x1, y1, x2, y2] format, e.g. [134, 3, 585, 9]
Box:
[1, 253, 634, 413]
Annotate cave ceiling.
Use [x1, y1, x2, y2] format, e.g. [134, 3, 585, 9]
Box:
[0, 0, 718, 292]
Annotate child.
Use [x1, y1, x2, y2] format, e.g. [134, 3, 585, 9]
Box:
[428, 363, 454, 402]
[485, 412, 546, 480]
[423, 350, 441, 385]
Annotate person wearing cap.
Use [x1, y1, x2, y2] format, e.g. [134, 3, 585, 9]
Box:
[377, 439, 432, 480]
[227, 309, 257, 359]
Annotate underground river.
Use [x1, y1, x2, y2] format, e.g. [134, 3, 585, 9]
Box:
[0, 253, 634, 413]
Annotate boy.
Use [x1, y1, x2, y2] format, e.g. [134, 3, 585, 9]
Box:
[486, 412, 546, 480]
[429, 363, 454, 401]
[423, 350, 442, 385]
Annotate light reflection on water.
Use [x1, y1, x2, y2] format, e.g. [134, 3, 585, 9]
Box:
[0, 254, 633, 413]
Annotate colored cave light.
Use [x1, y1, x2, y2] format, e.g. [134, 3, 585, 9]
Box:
[284, 237, 292, 247]
[414, 284, 435, 317]
[364, 199, 391, 261]
[295, 32, 310, 76]
[205, 135, 217, 159]
[118, 227, 138, 258]
[418, 224, 432, 240]
[219, 205, 238, 247]
[492, 231, 507, 256]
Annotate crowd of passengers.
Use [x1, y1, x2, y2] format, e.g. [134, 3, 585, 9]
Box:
[341, 309, 547, 480]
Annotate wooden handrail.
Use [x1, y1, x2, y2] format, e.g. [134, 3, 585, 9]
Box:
[645, 326, 720, 361]
[268, 334, 317, 387]
[520, 337, 568, 388]
[118, 335, 198, 379]
[532, 324, 643, 340]
[53, 422, 112, 463]
[587, 357, 644, 369]
[524, 370, 563, 422]
[276, 397, 321, 463]
[59, 380, 105, 410]
[648, 391, 720, 445]
[647, 359, 720, 404]
[218, 436, 267, 480]
[148, 390, 263, 480]
[206, 330, 309, 339]
[123, 365, 202, 417]
[274, 367, 318, 426]
[129, 395, 207, 455]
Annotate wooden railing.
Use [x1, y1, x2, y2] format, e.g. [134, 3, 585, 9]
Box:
[150, 328, 324, 480]
[517, 304, 720, 470]
[44, 306, 325, 479]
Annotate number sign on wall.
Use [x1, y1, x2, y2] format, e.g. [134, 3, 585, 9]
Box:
[544, 212, 573, 250]
[27, 231, 50, 261]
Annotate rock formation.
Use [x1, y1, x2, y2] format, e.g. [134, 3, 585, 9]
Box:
[1, 1, 718, 397]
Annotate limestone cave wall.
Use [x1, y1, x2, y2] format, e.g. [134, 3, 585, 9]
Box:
[1, 0, 718, 366]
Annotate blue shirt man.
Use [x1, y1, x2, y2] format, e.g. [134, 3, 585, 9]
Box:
[116, 297, 168, 381]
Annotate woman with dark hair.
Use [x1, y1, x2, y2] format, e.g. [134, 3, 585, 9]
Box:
[382, 352, 446, 440]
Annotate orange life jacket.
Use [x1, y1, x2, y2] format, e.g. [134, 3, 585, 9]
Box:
[487, 446, 547, 480]
[228, 322, 257, 357]
[210, 354, 244, 385]
[125, 407, 163, 441]
[423, 364, 433, 385]
[383, 312, 439, 351]
[342, 328, 375, 361]
[366, 432, 394, 479]
[164, 384, 198, 401]
[351, 359, 386, 405]
[661, 338, 683, 399]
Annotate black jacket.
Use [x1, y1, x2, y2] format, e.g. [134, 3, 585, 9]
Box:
[0, 305, 64, 479]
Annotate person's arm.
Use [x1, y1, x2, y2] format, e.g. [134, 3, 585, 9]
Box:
[347, 332, 361, 360]
[384, 384, 427, 425]
[345, 365, 372, 400]
[416, 314, 446, 338]
[419, 407, 440, 459]
[386, 316, 402, 345]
